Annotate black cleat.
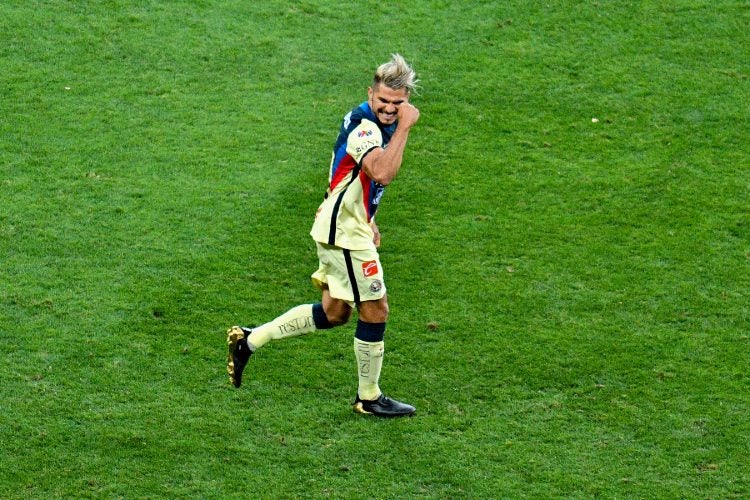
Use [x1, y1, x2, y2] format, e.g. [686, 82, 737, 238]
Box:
[353, 394, 416, 417]
[227, 326, 253, 388]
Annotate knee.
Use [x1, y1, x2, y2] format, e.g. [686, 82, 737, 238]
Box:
[327, 308, 352, 326]
[359, 298, 389, 324]
[324, 302, 352, 326]
[375, 301, 389, 323]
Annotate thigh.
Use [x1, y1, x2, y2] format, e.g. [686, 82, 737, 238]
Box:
[321, 286, 353, 325]
[346, 247, 387, 305]
[311, 243, 387, 306]
[311, 242, 357, 305]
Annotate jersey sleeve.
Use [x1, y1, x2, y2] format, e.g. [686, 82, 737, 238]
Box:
[345, 119, 383, 165]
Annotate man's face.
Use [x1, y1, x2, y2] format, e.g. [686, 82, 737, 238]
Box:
[368, 84, 409, 126]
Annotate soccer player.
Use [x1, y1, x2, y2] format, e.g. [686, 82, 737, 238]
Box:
[227, 54, 420, 417]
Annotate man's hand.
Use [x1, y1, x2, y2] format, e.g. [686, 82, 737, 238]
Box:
[398, 102, 420, 130]
[371, 221, 381, 248]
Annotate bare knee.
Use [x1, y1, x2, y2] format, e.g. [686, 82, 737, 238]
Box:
[326, 304, 352, 326]
[358, 296, 389, 323]
[322, 289, 352, 326]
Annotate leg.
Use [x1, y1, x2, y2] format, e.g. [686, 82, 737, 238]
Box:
[321, 286, 353, 326]
[227, 292, 344, 389]
[351, 294, 414, 417]
[352, 296, 389, 401]
[227, 242, 355, 389]
[337, 250, 413, 417]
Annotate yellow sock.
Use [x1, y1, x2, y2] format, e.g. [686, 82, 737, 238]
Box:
[247, 304, 316, 349]
[354, 338, 384, 400]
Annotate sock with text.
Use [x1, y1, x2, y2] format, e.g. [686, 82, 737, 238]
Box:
[353, 320, 386, 400]
[247, 303, 332, 349]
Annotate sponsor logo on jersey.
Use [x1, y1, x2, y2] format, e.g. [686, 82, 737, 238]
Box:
[357, 129, 373, 138]
[362, 260, 379, 277]
[355, 139, 379, 154]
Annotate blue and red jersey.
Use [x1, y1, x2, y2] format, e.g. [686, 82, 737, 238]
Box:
[310, 101, 397, 250]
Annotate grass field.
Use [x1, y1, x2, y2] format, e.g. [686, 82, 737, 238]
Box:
[2, 0, 749, 497]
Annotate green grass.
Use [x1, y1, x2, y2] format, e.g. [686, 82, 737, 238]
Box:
[2, 0, 749, 497]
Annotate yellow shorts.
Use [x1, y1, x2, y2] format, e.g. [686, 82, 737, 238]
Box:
[311, 242, 386, 306]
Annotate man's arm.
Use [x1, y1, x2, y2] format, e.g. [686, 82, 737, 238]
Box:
[362, 103, 420, 186]
[371, 219, 381, 248]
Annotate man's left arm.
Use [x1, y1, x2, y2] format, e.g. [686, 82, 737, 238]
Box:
[371, 219, 381, 248]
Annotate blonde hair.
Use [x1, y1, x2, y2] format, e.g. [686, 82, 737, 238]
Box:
[373, 53, 419, 94]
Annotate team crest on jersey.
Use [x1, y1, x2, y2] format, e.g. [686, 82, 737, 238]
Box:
[357, 129, 373, 138]
[362, 260, 379, 277]
[369, 280, 383, 293]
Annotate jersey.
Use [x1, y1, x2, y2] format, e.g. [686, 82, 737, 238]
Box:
[310, 101, 397, 250]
